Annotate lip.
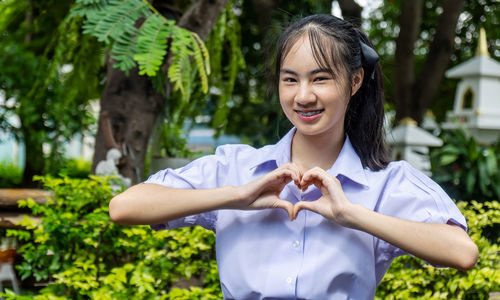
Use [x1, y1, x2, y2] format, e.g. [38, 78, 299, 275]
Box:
[294, 109, 324, 122]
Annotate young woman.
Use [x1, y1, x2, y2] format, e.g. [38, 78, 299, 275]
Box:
[109, 14, 478, 299]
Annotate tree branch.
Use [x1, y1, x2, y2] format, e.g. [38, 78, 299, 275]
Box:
[178, 0, 230, 41]
[412, 0, 465, 122]
[337, 0, 362, 28]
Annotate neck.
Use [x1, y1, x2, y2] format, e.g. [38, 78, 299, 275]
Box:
[291, 127, 345, 173]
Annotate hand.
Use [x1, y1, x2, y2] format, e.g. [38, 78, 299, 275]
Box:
[235, 163, 302, 220]
[292, 167, 354, 227]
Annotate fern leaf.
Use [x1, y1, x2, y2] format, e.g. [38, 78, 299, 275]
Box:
[192, 33, 210, 75]
[111, 32, 138, 72]
[191, 33, 209, 94]
[168, 26, 195, 101]
[82, 0, 150, 44]
[133, 14, 172, 76]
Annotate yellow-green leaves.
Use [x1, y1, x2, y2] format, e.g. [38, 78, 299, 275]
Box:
[2, 175, 220, 299]
[376, 201, 500, 299]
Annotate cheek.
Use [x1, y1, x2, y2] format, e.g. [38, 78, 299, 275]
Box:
[278, 86, 294, 106]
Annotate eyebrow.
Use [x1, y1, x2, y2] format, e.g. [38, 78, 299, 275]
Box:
[280, 68, 331, 76]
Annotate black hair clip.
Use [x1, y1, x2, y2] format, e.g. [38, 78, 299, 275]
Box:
[360, 41, 379, 80]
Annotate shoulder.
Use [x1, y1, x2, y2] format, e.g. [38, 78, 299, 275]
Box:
[214, 143, 277, 167]
[381, 160, 443, 195]
[214, 143, 259, 158]
[373, 160, 466, 229]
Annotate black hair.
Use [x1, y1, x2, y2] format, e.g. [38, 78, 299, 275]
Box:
[274, 14, 390, 171]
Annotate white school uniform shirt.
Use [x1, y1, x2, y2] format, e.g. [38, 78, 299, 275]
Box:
[146, 128, 466, 300]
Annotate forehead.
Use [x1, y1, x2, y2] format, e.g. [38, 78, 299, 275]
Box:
[281, 36, 318, 68]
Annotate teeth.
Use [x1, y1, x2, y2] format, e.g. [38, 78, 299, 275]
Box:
[297, 110, 323, 117]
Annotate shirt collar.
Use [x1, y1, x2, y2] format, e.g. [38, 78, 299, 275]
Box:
[328, 135, 369, 187]
[248, 127, 294, 170]
[249, 128, 369, 188]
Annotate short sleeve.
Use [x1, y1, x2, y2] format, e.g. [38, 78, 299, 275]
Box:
[145, 146, 232, 232]
[374, 161, 467, 260]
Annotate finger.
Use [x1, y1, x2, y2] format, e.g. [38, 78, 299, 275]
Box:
[270, 169, 294, 184]
[301, 168, 333, 190]
[300, 172, 323, 191]
[273, 199, 294, 221]
[281, 163, 302, 187]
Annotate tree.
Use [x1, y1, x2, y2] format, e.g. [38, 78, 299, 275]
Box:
[75, 0, 237, 184]
[0, 0, 104, 186]
[367, 0, 499, 124]
[394, 0, 464, 124]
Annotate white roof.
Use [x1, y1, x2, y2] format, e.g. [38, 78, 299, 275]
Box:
[386, 124, 443, 147]
[446, 55, 500, 78]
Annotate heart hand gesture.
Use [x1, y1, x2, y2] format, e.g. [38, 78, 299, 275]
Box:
[293, 167, 354, 227]
[235, 164, 353, 226]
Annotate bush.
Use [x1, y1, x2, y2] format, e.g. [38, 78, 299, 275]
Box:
[57, 158, 92, 179]
[2, 176, 498, 299]
[1, 175, 220, 299]
[376, 201, 500, 299]
[0, 161, 23, 188]
[430, 129, 500, 202]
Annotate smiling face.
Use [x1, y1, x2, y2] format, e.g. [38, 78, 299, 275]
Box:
[279, 36, 362, 140]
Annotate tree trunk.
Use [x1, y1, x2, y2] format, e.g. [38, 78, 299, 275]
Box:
[393, 0, 423, 124]
[91, 63, 165, 184]
[21, 127, 44, 187]
[91, 0, 229, 184]
[21, 0, 41, 187]
[394, 0, 465, 124]
[412, 0, 465, 123]
[337, 0, 362, 28]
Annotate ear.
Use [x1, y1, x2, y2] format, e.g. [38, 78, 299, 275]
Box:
[351, 68, 364, 96]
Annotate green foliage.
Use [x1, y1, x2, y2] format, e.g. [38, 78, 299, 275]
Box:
[147, 0, 246, 158]
[0, 0, 104, 184]
[206, 2, 246, 130]
[0, 160, 22, 187]
[430, 129, 500, 202]
[376, 201, 500, 299]
[57, 158, 92, 179]
[1, 176, 220, 299]
[74, 0, 210, 101]
[367, 0, 499, 120]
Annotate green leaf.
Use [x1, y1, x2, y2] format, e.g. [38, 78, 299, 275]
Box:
[465, 168, 476, 195]
[484, 149, 498, 176]
[439, 154, 458, 166]
[133, 14, 172, 76]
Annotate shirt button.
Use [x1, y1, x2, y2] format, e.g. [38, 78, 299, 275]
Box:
[292, 240, 300, 248]
[286, 277, 293, 284]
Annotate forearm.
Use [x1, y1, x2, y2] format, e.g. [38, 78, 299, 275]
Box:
[109, 183, 239, 225]
[346, 204, 478, 270]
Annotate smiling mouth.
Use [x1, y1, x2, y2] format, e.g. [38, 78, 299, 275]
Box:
[295, 109, 324, 117]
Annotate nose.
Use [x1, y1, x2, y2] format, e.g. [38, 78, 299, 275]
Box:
[294, 82, 316, 106]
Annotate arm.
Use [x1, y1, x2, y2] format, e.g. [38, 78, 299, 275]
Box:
[346, 205, 478, 270]
[293, 167, 478, 270]
[109, 163, 301, 225]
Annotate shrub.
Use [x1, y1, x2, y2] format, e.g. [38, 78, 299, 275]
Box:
[1, 175, 220, 299]
[2, 175, 498, 299]
[0, 160, 23, 188]
[376, 201, 500, 299]
[430, 129, 500, 202]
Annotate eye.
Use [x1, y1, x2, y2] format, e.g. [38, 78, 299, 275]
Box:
[282, 77, 296, 83]
[314, 77, 330, 82]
